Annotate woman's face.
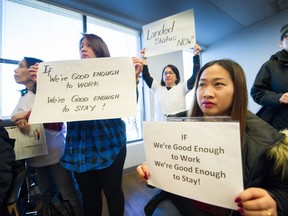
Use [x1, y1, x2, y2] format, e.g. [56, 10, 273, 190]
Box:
[80, 37, 96, 59]
[196, 64, 234, 117]
[163, 66, 177, 87]
[14, 60, 31, 85]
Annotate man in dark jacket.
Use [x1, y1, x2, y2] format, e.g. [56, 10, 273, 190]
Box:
[250, 24, 288, 130]
[0, 125, 15, 215]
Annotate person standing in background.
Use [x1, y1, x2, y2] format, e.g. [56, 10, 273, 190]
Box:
[250, 24, 288, 130]
[11, 57, 84, 216]
[28, 34, 143, 216]
[140, 44, 202, 120]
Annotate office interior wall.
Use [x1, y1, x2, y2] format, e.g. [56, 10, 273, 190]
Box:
[202, 8, 288, 113]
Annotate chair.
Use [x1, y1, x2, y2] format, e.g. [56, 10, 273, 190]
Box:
[144, 189, 183, 216]
[6, 168, 28, 216]
[5, 167, 37, 216]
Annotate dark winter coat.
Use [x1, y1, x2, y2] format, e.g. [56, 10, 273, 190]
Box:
[0, 126, 15, 213]
[251, 49, 288, 130]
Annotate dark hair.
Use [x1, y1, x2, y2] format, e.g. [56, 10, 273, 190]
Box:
[24, 57, 43, 68]
[80, 33, 110, 58]
[189, 59, 248, 139]
[23, 57, 43, 94]
[160, 64, 180, 86]
[280, 24, 288, 41]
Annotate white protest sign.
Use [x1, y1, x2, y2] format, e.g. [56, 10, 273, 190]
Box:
[144, 121, 243, 210]
[5, 124, 48, 160]
[142, 9, 195, 57]
[29, 57, 137, 124]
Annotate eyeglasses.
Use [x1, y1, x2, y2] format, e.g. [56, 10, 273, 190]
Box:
[163, 71, 175, 76]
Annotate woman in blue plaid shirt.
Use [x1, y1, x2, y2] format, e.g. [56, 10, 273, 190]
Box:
[28, 33, 143, 216]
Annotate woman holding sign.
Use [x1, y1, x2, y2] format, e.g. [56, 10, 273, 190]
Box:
[140, 44, 201, 120]
[28, 34, 143, 216]
[137, 59, 288, 216]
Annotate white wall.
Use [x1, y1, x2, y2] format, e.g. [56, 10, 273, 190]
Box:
[125, 8, 288, 169]
[124, 140, 145, 169]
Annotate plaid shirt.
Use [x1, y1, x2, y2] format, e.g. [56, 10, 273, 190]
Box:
[60, 118, 126, 173]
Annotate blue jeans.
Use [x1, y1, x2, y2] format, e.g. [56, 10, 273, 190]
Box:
[33, 163, 85, 216]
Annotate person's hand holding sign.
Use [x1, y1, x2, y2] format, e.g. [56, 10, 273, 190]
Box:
[137, 163, 150, 182]
[28, 62, 40, 82]
[132, 57, 143, 84]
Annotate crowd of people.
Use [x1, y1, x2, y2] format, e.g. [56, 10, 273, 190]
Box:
[1, 23, 288, 216]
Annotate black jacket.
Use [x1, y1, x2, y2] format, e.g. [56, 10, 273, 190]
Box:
[243, 112, 287, 215]
[0, 126, 15, 213]
[250, 49, 288, 130]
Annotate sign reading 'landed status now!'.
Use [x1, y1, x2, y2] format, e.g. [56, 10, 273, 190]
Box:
[29, 57, 137, 124]
[142, 9, 196, 56]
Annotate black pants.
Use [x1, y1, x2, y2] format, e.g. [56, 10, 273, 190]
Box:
[75, 146, 126, 216]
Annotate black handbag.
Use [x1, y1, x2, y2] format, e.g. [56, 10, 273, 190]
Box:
[38, 193, 75, 216]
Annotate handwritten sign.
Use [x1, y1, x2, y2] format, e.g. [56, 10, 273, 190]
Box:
[144, 121, 243, 210]
[5, 124, 47, 160]
[29, 57, 137, 124]
[142, 9, 195, 56]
